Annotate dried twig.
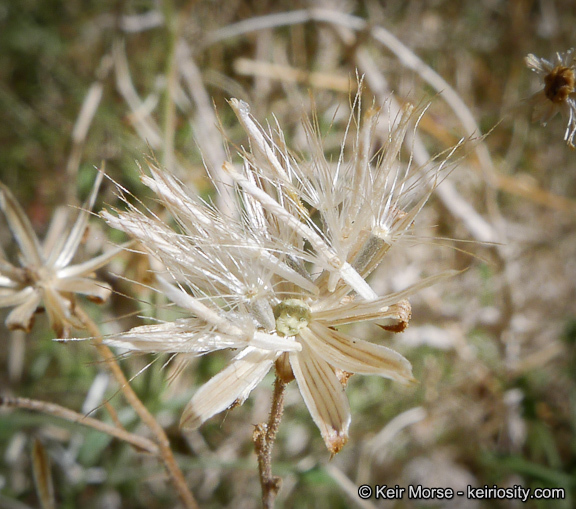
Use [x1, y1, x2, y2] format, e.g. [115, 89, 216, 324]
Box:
[233, 58, 351, 93]
[74, 307, 199, 509]
[324, 464, 379, 509]
[113, 40, 162, 147]
[0, 396, 158, 455]
[254, 377, 287, 509]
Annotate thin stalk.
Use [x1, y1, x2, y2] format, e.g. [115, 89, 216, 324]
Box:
[75, 307, 198, 509]
[254, 376, 287, 509]
[161, 1, 179, 173]
[0, 396, 159, 455]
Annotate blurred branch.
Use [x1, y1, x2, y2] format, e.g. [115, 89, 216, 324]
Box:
[65, 54, 113, 205]
[177, 41, 235, 216]
[324, 464, 380, 509]
[0, 396, 159, 455]
[161, 6, 179, 173]
[510, 342, 565, 376]
[113, 40, 163, 148]
[495, 173, 576, 213]
[112, 38, 194, 181]
[75, 307, 199, 509]
[357, 407, 427, 483]
[204, 8, 497, 183]
[234, 58, 351, 92]
[8, 329, 26, 383]
[95, 11, 164, 33]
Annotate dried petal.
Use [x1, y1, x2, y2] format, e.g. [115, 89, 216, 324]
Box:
[180, 347, 276, 430]
[43, 286, 83, 335]
[52, 277, 112, 303]
[50, 171, 103, 270]
[0, 182, 44, 266]
[0, 286, 35, 308]
[302, 323, 416, 385]
[56, 243, 130, 279]
[6, 290, 42, 332]
[289, 340, 350, 454]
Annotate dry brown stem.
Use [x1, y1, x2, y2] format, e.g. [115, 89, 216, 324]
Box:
[254, 376, 287, 509]
[0, 396, 158, 455]
[75, 307, 198, 509]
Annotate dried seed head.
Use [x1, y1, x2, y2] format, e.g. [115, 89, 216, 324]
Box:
[544, 65, 575, 104]
[0, 175, 124, 336]
[100, 92, 457, 453]
[525, 48, 576, 147]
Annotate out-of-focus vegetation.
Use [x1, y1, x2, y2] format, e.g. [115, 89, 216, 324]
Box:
[1, 1, 576, 508]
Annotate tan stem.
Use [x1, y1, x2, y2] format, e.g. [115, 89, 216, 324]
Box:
[75, 307, 198, 509]
[254, 376, 286, 509]
[0, 396, 158, 455]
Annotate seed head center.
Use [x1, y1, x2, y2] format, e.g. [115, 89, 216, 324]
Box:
[273, 299, 311, 337]
[544, 66, 575, 103]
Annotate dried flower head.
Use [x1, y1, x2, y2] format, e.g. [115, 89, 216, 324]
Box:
[0, 173, 124, 336]
[525, 48, 576, 147]
[102, 94, 455, 453]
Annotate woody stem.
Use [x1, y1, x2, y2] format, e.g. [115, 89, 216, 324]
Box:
[254, 376, 287, 509]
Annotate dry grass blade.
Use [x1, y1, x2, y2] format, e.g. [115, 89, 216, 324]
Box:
[205, 7, 496, 181]
[113, 40, 162, 148]
[495, 173, 576, 213]
[234, 58, 351, 93]
[31, 439, 56, 509]
[64, 54, 113, 206]
[176, 40, 234, 214]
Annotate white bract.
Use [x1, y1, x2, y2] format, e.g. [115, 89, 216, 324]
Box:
[103, 94, 455, 453]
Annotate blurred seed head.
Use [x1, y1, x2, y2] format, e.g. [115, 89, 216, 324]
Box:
[0, 173, 124, 337]
[525, 48, 576, 148]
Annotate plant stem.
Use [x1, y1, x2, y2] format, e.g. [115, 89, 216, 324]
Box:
[161, 0, 178, 173]
[254, 376, 287, 509]
[75, 307, 198, 509]
[0, 396, 158, 455]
